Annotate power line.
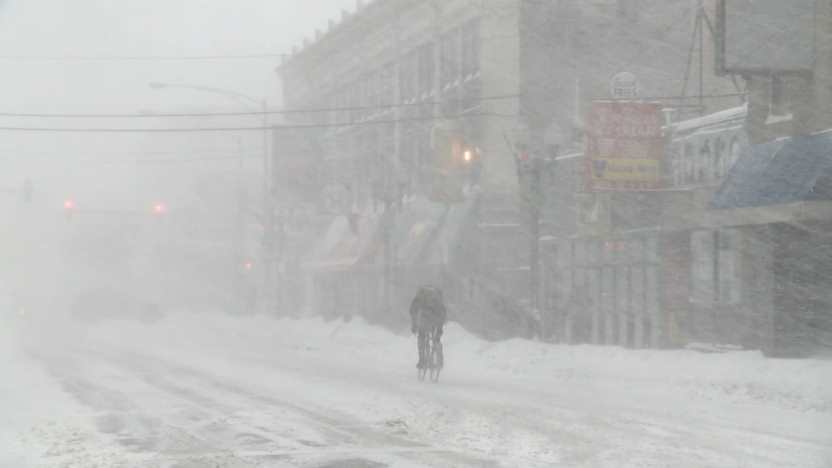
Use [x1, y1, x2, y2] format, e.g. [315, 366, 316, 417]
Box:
[0, 53, 288, 62]
[0, 92, 741, 120]
[0, 94, 521, 119]
[91, 154, 264, 165]
[0, 147, 263, 158]
[0, 112, 514, 134]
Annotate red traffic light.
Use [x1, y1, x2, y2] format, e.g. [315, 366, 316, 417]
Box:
[63, 199, 76, 210]
[243, 260, 254, 271]
[152, 203, 166, 215]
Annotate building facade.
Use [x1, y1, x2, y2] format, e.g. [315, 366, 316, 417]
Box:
[276, 0, 785, 343]
[553, 1, 832, 354]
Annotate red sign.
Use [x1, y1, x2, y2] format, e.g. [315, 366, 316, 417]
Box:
[585, 101, 665, 191]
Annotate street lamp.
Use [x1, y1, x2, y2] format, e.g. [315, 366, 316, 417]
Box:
[149, 81, 276, 315]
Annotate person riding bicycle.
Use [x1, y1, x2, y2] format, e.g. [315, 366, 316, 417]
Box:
[409, 285, 447, 370]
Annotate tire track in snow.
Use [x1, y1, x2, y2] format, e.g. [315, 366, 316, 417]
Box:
[187, 341, 830, 468]
[81, 347, 503, 467]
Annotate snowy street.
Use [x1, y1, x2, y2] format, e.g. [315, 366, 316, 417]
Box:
[3, 313, 831, 468]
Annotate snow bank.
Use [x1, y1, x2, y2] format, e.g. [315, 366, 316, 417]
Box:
[0, 317, 100, 467]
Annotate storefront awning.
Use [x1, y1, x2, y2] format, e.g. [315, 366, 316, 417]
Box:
[712, 132, 832, 209]
[303, 213, 381, 272]
[305, 193, 477, 272]
[393, 195, 477, 266]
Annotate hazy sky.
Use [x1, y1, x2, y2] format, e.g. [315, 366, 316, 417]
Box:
[0, 1, 355, 202]
[0, 0, 355, 111]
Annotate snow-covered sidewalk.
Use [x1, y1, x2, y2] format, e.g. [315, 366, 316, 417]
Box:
[1, 316, 119, 467]
[6, 311, 832, 467]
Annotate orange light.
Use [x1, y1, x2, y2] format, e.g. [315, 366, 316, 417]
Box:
[463, 149, 473, 162]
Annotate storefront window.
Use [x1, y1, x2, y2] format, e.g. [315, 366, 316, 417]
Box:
[691, 230, 716, 304]
[646, 236, 659, 263]
[616, 266, 630, 345]
[631, 266, 645, 346]
[602, 267, 616, 344]
[691, 229, 742, 305]
[557, 240, 572, 308]
[462, 18, 481, 77]
[718, 229, 742, 305]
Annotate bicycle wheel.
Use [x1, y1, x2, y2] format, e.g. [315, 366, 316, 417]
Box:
[429, 333, 442, 382]
[417, 333, 428, 381]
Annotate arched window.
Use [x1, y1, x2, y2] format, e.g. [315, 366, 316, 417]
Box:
[729, 136, 742, 169]
[699, 139, 711, 184]
[683, 141, 694, 185]
[714, 137, 726, 179]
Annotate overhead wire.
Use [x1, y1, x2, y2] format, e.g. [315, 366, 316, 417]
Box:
[0, 111, 517, 133]
[0, 94, 521, 119]
[0, 53, 288, 62]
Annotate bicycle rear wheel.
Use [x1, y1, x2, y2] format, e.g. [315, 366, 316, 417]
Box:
[417, 332, 428, 381]
[429, 333, 442, 382]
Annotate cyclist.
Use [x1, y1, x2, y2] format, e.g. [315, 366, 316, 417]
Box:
[409, 286, 447, 370]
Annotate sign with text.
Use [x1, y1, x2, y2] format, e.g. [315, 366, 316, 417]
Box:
[610, 71, 639, 99]
[585, 101, 664, 191]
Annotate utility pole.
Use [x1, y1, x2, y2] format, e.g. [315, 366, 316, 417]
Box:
[383, 16, 404, 318]
[232, 136, 249, 314]
[260, 99, 276, 316]
[529, 157, 542, 316]
[515, 146, 545, 337]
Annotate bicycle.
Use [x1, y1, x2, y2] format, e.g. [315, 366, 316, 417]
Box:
[417, 328, 443, 382]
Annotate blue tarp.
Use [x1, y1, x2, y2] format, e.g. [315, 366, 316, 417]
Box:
[712, 132, 832, 209]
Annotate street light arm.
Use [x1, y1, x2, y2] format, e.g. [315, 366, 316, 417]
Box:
[148, 79, 274, 315]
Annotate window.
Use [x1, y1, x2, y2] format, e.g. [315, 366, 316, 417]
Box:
[440, 28, 461, 87]
[729, 136, 742, 168]
[350, 81, 362, 122]
[691, 229, 742, 305]
[691, 230, 716, 305]
[699, 139, 711, 183]
[683, 141, 694, 185]
[417, 42, 434, 98]
[718, 229, 742, 305]
[399, 50, 418, 102]
[379, 63, 394, 107]
[461, 18, 481, 78]
[460, 78, 481, 113]
[714, 137, 726, 178]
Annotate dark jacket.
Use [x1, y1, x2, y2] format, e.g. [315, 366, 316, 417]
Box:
[409, 287, 447, 332]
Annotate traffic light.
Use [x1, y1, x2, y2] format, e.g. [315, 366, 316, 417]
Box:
[64, 199, 76, 220]
[152, 203, 166, 215]
[430, 123, 471, 204]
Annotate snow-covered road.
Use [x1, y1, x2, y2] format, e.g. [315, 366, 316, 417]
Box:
[3, 312, 831, 467]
